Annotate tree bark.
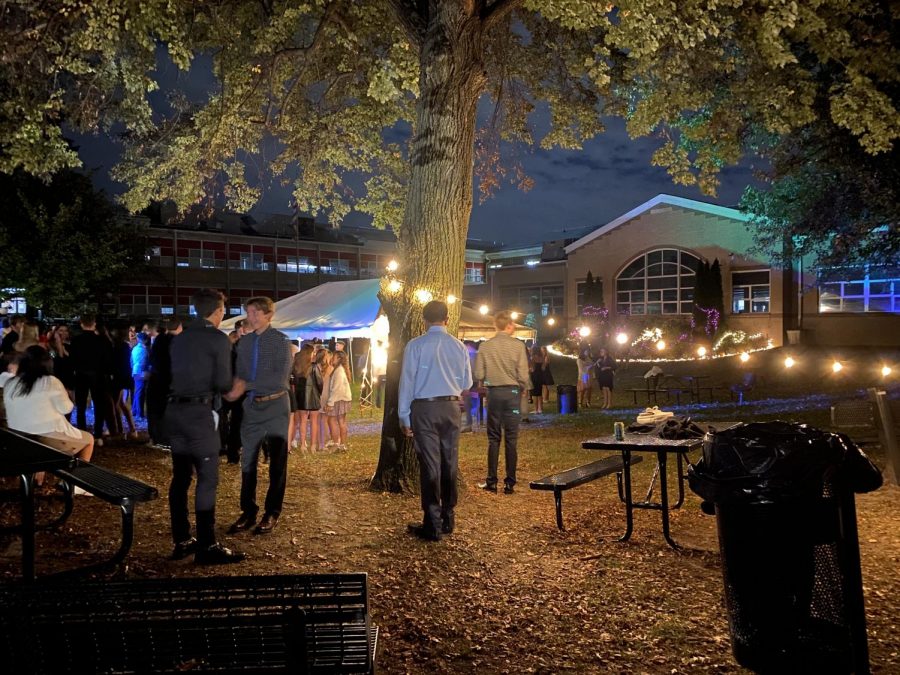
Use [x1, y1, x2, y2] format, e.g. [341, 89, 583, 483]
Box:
[369, 2, 485, 492]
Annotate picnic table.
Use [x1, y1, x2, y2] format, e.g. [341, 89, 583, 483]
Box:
[583, 423, 738, 549]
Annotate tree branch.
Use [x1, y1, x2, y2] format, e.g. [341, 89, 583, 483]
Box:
[385, 0, 426, 47]
[482, 0, 523, 32]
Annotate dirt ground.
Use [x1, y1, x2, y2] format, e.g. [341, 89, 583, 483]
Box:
[1, 404, 898, 674]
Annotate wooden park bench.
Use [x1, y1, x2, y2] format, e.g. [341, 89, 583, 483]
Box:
[831, 389, 900, 486]
[0, 573, 379, 674]
[628, 375, 668, 405]
[530, 455, 644, 530]
[0, 428, 158, 578]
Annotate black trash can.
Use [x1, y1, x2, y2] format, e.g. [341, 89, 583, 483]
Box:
[557, 384, 577, 414]
[688, 422, 882, 674]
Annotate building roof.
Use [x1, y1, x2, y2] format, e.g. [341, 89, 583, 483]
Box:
[563, 194, 752, 255]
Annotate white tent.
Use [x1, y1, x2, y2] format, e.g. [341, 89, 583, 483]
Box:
[220, 279, 536, 341]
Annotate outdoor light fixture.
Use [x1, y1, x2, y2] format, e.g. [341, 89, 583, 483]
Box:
[882, 365, 892, 377]
[415, 288, 433, 304]
[446, 294, 457, 305]
[577, 326, 591, 338]
[510, 311, 519, 320]
[479, 304, 490, 315]
[696, 346, 707, 357]
[740, 352, 750, 363]
[386, 260, 399, 272]
[387, 279, 402, 293]
[547, 317, 556, 326]
[832, 361, 843, 373]
[616, 332, 628, 345]
[655, 340, 666, 351]
[784, 356, 795, 368]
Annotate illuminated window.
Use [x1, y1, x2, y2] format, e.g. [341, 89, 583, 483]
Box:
[616, 249, 699, 315]
[732, 270, 770, 313]
[819, 266, 900, 313]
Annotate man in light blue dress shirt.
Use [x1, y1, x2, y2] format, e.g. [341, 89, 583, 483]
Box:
[399, 301, 472, 542]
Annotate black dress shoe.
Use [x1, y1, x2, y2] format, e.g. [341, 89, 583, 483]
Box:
[227, 512, 257, 534]
[194, 543, 246, 565]
[254, 513, 278, 534]
[441, 514, 455, 535]
[503, 484, 515, 495]
[170, 537, 197, 561]
[477, 482, 498, 493]
[407, 523, 441, 542]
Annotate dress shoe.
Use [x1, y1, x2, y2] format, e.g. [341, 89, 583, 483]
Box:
[441, 514, 455, 535]
[194, 543, 245, 565]
[477, 482, 498, 493]
[503, 484, 515, 495]
[254, 513, 278, 534]
[407, 523, 441, 542]
[227, 512, 257, 534]
[170, 537, 197, 561]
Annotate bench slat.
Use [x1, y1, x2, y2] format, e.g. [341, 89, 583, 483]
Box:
[530, 455, 644, 491]
[53, 460, 158, 503]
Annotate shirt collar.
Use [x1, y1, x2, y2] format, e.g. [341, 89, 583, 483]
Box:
[427, 325, 448, 335]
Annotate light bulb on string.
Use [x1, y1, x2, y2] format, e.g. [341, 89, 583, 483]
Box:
[446, 294, 457, 305]
[386, 260, 399, 272]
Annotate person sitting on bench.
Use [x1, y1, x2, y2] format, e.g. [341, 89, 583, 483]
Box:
[4, 346, 94, 484]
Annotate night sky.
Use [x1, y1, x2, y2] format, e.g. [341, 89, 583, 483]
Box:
[73, 52, 762, 248]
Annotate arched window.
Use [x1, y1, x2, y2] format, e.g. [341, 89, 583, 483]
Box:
[616, 249, 700, 315]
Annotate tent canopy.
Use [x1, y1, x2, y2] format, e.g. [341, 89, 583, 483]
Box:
[219, 279, 536, 341]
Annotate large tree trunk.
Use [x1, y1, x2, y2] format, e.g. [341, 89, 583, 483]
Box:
[369, 3, 485, 492]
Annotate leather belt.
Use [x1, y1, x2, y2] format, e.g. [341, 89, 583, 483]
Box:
[254, 390, 287, 402]
[168, 395, 212, 405]
[487, 385, 518, 388]
[414, 395, 460, 402]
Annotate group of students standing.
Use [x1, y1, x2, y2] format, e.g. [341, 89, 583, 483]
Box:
[576, 346, 618, 409]
[289, 341, 353, 453]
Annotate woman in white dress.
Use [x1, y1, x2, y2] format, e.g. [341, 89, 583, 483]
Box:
[4, 345, 94, 461]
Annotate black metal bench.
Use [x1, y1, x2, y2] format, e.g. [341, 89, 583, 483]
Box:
[530, 455, 644, 530]
[0, 573, 379, 674]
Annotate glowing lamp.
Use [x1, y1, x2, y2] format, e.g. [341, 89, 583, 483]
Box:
[784, 356, 795, 368]
[696, 346, 707, 357]
[739, 352, 750, 363]
[386, 260, 399, 272]
[387, 279, 402, 293]
[415, 288, 433, 304]
[832, 360, 843, 373]
[882, 365, 892, 377]
[446, 294, 457, 305]
[615, 332, 628, 345]
[547, 317, 556, 326]
[510, 311, 519, 320]
[655, 340, 666, 351]
[478, 304, 490, 315]
[578, 326, 591, 338]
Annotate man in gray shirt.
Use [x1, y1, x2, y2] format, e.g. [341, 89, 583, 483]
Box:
[225, 297, 293, 535]
[474, 311, 530, 494]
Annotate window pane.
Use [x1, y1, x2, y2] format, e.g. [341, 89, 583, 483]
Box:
[844, 282, 864, 297]
[632, 303, 645, 314]
[647, 263, 662, 277]
[621, 259, 644, 277]
[732, 287, 748, 314]
[680, 289, 693, 301]
[648, 276, 677, 290]
[663, 303, 678, 314]
[648, 250, 662, 265]
[868, 297, 892, 312]
[647, 303, 662, 314]
[733, 271, 769, 285]
[680, 253, 700, 271]
[647, 291, 661, 302]
[618, 279, 644, 291]
[616, 303, 629, 314]
[680, 302, 693, 314]
[819, 297, 841, 312]
[617, 292, 630, 304]
[662, 263, 678, 276]
[843, 298, 865, 312]
[631, 291, 645, 302]
[869, 281, 893, 295]
[662, 249, 678, 263]
[663, 289, 678, 301]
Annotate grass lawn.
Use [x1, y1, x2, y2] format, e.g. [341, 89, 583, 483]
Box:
[1, 344, 898, 673]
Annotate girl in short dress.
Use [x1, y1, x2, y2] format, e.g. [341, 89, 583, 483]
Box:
[291, 344, 320, 452]
[324, 351, 352, 451]
[529, 347, 545, 414]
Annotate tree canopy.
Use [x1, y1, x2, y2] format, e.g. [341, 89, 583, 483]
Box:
[0, 169, 147, 316]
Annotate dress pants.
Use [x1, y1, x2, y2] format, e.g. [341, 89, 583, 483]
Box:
[166, 402, 220, 547]
[410, 399, 460, 535]
[485, 385, 521, 488]
[74, 371, 109, 437]
[239, 395, 290, 518]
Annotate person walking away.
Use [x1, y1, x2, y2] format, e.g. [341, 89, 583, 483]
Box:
[324, 351, 352, 450]
[147, 318, 182, 446]
[165, 289, 244, 565]
[474, 311, 530, 495]
[576, 348, 595, 408]
[595, 347, 617, 409]
[399, 301, 472, 542]
[69, 314, 113, 445]
[225, 296, 292, 536]
[291, 344, 319, 451]
[539, 345, 555, 404]
[529, 347, 545, 414]
[130, 332, 151, 421]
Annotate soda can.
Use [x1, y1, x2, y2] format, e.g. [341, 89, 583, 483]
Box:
[613, 421, 625, 441]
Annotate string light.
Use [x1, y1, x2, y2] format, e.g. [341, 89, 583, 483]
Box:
[547, 317, 556, 326]
[784, 356, 795, 368]
[415, 288, 433, 304]
[479, 304, 489, 315]
[386, 260, 399, 272]
[446, 294, 457, 305]
[616, 332, 628, 345]
[739, 352, 750, 363]
[882, 365, 892, 377]
[510, 311, 519, 320]
[696, 346, 707, 357]
[655, 340, 666, 351]
[387, 279, 402, 293]
[578, 326, 591, 338]
[832, 360, 843, 373]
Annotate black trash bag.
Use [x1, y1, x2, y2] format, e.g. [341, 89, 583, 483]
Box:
[689, 421, 883, 507]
